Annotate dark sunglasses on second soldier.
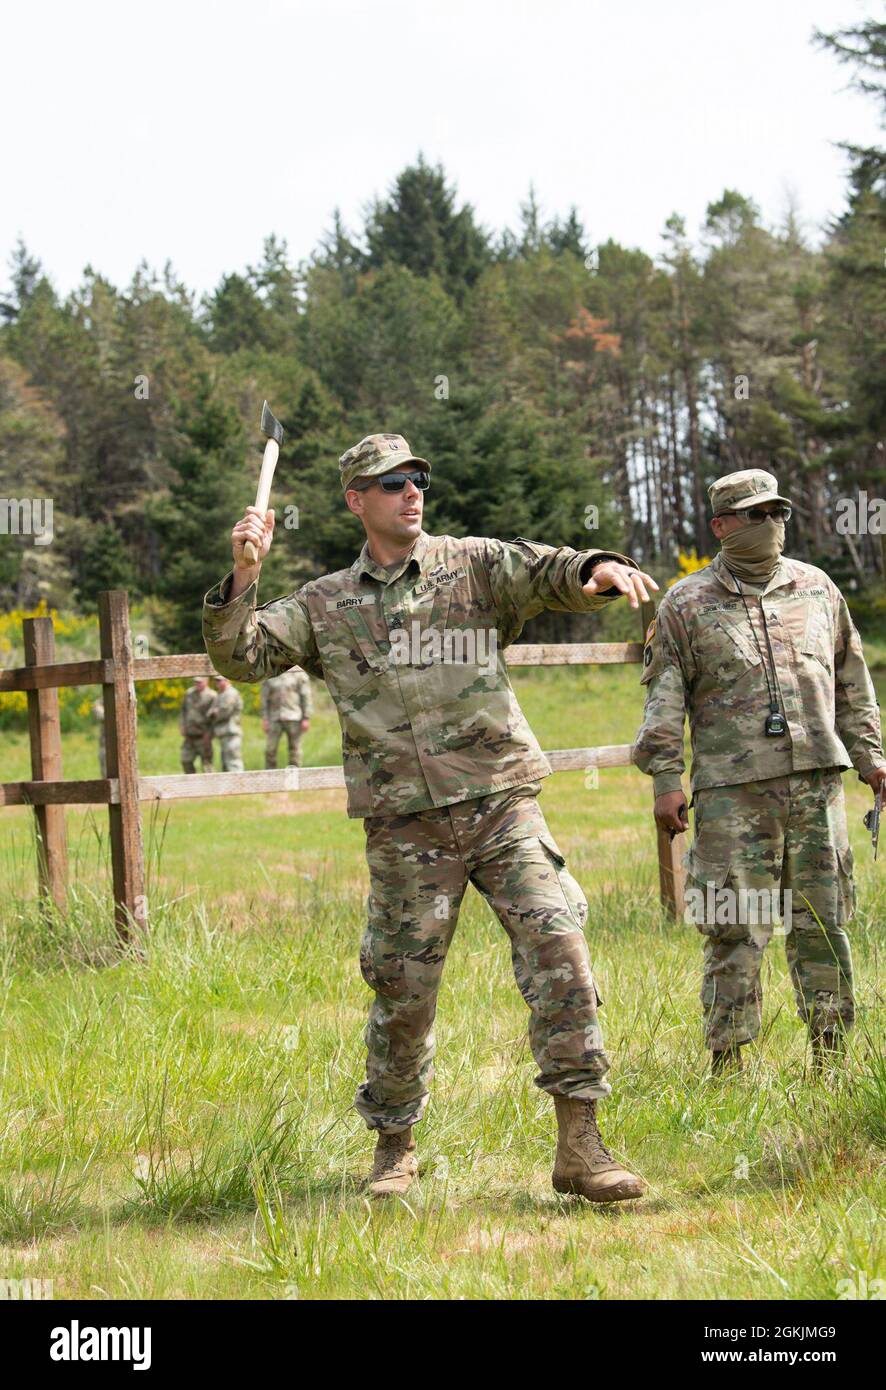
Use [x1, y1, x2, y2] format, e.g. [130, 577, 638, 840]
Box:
[719, 505, 792, 523]
[358, 470, 431, 494]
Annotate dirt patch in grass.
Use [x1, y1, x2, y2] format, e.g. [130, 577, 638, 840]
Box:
[458, 1224, 537, 1257]
[210, 883, 366, 918]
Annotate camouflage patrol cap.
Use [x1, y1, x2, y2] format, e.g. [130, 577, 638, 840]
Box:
[709, 469, 791, 515]
[339, 433, 430, 493]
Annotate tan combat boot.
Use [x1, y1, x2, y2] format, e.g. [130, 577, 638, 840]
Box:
[367, 1127, 418, 1198]
[552, 1097, 646, 1203]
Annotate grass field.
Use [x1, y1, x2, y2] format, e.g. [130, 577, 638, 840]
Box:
[0, 664, 883, 1300]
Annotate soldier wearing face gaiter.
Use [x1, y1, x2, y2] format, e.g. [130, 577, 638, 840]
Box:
[634, 468, 886, 1077]
[719, 513, 785, 586]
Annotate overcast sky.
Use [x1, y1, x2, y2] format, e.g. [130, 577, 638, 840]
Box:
[3, 0, 882, 300]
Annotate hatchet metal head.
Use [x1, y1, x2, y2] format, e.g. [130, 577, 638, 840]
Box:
[261, 400, 284, 447]
[242, 401, 286, 565]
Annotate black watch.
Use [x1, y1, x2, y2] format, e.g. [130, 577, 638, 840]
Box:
[582, 553, 630, 593]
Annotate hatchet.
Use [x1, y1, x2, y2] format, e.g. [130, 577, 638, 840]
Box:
[243, 400, 285, 565]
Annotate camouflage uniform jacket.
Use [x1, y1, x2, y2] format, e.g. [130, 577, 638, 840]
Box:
[179, 686, 216, 736]
[203, 530, 633, 818]
[211, 685, 243, 735]
[259, 669, 312, 721]
[633, 551, 885, 797]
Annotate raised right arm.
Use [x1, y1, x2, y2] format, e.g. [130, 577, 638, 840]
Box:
[202, 505, 320, 682]
[203, 574, 319, 682]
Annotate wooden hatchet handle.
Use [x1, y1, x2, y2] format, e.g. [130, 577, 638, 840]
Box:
[243, 437, 280, 564]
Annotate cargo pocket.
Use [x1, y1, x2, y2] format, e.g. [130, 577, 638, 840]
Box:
[537, 829, 566, 864]
[359, 881, 413, 1000]
[359, 932, 408, 999]
[684, 846, 729, 889]
[683, 846, 730, 936]
[537, 831, 589, 932]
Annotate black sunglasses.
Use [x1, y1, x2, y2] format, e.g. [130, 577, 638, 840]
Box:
[719, 506, 792, 523]
[356, 470, 430, 494]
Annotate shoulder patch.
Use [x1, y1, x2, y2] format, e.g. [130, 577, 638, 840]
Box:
[640, 616, 668, 685]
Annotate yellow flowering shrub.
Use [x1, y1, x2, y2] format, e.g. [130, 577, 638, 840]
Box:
[0, 601, 99, 728]
[0, 599, 96, 647]
[0, 682, 92, 728]
[667, 548, 711, 587]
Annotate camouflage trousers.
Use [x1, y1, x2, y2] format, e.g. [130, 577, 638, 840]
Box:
[353, 781, 610, 1133]
[181, 734, 212, 773]
[265, 719, 303, 769]
[684, 768, 855, 1050]
[216, 732, 243, 772]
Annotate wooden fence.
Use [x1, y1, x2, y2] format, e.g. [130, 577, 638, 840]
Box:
[0, 590, 685, 938]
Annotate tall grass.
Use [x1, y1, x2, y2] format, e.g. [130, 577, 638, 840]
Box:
[0, 669, 882, 1299]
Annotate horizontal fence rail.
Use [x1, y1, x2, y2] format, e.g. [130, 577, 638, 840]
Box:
[1, 591, 683, 938]
[0, 744, 636, 807]
[0, 642, 644, 691]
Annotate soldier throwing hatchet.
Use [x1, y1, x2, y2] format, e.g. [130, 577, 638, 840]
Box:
[204, 427, 658, 1202]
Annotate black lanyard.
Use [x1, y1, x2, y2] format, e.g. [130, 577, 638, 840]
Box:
[724, 567, 787, 737]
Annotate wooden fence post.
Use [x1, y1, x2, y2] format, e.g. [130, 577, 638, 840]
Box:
[656, 822, 686, 920]
[639, 598, 686, 919]
[23, 616, 68, 911]
[98, 591, 146, 944]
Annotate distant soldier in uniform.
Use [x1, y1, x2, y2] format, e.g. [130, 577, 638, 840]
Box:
[91, 698, 106, 776]
[211, 675, 244, 772]
[633, 469, 886, 1075]
[204, 431, 658, 1204]
[179, 676, 216, 773]
[261, 668, 312, 767]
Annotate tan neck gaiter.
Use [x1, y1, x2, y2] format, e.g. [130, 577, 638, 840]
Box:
[720, 518, 785, 584]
